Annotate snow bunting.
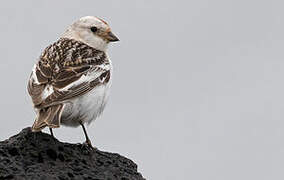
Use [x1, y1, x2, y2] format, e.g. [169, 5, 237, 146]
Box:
[27, 16, 119, 146]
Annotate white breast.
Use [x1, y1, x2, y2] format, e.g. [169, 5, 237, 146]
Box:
[60, 79, 111, 127]
[60, 61, 113, 127]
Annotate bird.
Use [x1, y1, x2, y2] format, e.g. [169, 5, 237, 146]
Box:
[27, 16, 119, 147]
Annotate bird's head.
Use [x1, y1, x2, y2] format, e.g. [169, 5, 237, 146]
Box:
[62, 16, 119, 51]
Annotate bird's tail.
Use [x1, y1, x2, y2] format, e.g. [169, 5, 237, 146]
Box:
[32, 104, 64, 132]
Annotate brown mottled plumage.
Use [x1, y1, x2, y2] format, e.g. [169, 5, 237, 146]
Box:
[27, 16, 119, 147]
[28, 38, 110, 131]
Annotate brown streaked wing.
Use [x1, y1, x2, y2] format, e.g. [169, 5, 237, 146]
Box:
[27, 76, 45, 106]
[27, 64, 50, 106]
[28, 62, 53, 106]
[30, 62, 103, 108]
[38, 62, 52, 79]
[35, 77, 100, 109]
[52, 65, 91, 89]
[35, 68, 48, 84]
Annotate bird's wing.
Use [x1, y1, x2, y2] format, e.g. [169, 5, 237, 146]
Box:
[28, 38, 111, 109]
[28, 61, 110, 109]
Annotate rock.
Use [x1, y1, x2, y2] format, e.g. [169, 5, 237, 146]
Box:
[0, 127, 145, 180]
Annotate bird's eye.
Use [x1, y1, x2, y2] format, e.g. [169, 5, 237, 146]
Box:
[90, 26, 98, 33]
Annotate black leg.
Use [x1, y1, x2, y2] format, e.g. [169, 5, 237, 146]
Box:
[49, 128, 54, 138]
[80, 122, 92, 147]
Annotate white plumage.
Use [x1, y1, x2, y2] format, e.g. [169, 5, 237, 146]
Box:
[60, 63, 113, 127]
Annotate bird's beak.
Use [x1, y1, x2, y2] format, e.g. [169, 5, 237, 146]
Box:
[106, 31, 119, 42]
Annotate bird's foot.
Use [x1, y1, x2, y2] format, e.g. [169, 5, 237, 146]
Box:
[80, 140, 96, 154]
[84, 139, 93, 147]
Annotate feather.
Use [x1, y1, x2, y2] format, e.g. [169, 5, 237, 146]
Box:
[28, 38, 111, 129]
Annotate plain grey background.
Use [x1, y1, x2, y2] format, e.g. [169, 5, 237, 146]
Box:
[0, 0, 284, 179]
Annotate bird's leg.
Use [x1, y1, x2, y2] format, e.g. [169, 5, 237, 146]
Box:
[49, 128, 54, 138]
[80, 122, 93, 148]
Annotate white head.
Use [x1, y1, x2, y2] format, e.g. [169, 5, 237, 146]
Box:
[62, 16, 119, 51]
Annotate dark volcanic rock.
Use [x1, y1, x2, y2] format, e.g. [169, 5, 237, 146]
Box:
[0, 128, 145, 180]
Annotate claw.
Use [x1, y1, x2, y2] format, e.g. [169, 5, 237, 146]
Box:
[80, 141, 95, 154]
[85, 139, 93, 148]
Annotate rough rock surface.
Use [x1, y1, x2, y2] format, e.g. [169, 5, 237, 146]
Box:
[0, 127, 145, 180]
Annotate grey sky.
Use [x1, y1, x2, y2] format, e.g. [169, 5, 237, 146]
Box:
[0, 0, 284, 179]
